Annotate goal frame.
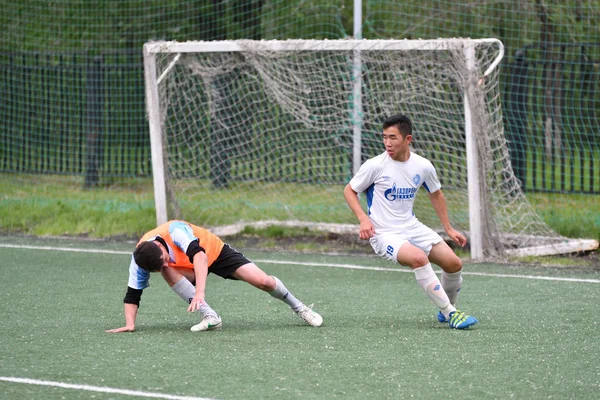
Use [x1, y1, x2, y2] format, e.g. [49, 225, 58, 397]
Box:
[139, 39, 593, 261]
[143, 38, 505, 259]
[143, 38, 502, 259]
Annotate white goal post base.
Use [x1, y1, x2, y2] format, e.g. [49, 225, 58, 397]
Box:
[504, 238, 599, 258]
[210, 220, 359, 237]
[211, 220, 599, 259]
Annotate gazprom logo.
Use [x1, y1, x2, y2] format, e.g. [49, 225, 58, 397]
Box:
[384, 183, 416, 201]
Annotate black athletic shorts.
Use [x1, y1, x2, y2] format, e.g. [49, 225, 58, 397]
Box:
[208, 243, 252, 279]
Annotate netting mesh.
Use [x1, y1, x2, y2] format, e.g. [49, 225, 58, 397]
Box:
[463, 54, 559, 255]
[151, 39, 565, 257]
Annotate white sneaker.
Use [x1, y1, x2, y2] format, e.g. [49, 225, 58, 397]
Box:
[296, 304, 323, 327]
[190, 315, 222, 332]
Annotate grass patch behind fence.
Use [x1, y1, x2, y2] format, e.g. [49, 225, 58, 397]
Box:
[0, 173, 598, 243]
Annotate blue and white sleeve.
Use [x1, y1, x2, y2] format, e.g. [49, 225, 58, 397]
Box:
[349, 159, 380, 193]
[422, 162, 442, 193]
[169, 221, 199, 254]
[127, 255, 150, 290]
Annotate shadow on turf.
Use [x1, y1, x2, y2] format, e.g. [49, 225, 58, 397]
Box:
[129, 319, 319, 333]
[128, 315, 476, 333]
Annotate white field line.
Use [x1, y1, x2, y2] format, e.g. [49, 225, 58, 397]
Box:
[1, 243, 599, 284]
[0, 376, 214, 400]
[255, 259, 600, 283]
[0, 243, 131, 255]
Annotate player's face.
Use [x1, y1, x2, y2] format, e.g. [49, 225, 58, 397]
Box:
[154, 241, 170, 269]
[382, 126, 411, 161]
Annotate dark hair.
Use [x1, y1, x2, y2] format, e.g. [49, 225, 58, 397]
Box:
[133, 241, 163, 272]
[382, 114, 412, 137]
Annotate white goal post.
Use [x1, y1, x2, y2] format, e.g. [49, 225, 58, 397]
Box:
[142, 38, 598, 260]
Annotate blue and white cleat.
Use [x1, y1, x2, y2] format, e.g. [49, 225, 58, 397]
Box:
[448, 310, 478, 329]
[437, 311, 447, 323]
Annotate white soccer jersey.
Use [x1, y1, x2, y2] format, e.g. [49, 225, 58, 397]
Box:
[349, 151, 441, 234]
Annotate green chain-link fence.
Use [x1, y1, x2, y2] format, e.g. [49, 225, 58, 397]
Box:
[1, 0, 598, 237]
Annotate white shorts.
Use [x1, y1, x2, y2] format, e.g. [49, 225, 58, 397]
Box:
[369, 220, 443, 264]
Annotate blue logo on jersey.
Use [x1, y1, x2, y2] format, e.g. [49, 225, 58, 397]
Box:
[413, 174, 421, 185]
[384, 183, 416, 201]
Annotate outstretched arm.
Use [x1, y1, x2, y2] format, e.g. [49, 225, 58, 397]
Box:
[428, 189, 467, 247]
[106, 286, 143, 333]
[105, 303, 138, 333]
[343, 184, 375, 240]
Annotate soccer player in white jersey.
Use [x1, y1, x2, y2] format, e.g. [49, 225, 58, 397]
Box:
[343, 114, 478, 329]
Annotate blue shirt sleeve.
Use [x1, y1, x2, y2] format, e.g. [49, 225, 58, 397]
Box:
[168, 221, 199, 253]
[127, 255, 150, 290]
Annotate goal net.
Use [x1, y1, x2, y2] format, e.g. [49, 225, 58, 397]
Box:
[143, 39, 597, 259]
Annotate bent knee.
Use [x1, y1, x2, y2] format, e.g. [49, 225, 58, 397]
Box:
[160, 267, 191, 286]
[256, 276, 276, 292]
[443, 256, 463, 273]
[402, 253, 430, 269]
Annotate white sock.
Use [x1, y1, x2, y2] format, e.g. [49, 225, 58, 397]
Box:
[414, 264, 455, 318]
[441, 270, 463, 306]
[268, 276, 302, 312]
[171, 277, 218, 318]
